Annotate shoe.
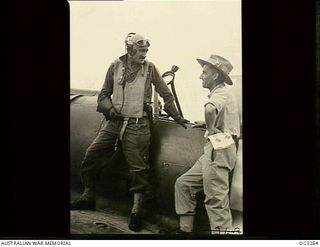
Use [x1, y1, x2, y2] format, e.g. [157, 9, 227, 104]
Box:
[70, 198, 96, 210]
[159, 228, 191, 234]
[128, 213, 142, 232]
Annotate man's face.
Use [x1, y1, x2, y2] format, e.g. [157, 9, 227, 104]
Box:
[200, 64, 218, 89]
[131, 45, 149, 64]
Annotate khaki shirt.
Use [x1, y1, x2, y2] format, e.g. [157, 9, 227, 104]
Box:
[205, 83, 240, 138]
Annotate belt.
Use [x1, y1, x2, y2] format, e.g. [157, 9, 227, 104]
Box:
[128, 116, 148, 124]
[118, 116, 149, 141]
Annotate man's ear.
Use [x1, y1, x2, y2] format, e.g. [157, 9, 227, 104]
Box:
[212, 72, 219, 80]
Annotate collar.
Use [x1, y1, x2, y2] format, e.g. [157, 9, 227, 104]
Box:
[208, 82, 226, 98]
[119, 54, 128, 63]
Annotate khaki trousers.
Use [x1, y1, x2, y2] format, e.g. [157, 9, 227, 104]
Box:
[175, 141, 237, 232]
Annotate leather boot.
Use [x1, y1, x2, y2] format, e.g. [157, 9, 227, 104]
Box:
[128, 193, 144, 232]
[70, 187, 96, 210]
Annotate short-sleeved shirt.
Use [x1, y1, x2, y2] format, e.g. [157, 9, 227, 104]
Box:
[205, 83, 240, 138]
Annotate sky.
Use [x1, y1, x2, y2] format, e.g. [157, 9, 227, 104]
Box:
[69, 0, 242, 121]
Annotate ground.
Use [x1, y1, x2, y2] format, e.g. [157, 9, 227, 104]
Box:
[70, 207, 243, 235]
[71, 209, 159, 235]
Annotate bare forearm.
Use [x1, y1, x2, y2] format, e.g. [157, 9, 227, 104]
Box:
[205, 103, 219, 135]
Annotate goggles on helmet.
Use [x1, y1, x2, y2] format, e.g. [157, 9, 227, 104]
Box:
[126, 33, 150, 47]
[135, 39, 150, 47]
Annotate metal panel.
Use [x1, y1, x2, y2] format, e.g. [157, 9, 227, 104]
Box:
[70, 95, 105, 189]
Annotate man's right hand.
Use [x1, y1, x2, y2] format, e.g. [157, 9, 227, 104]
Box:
[175, 117, 190, 129]
[192, 121, 206, 128]
[109, 107, 122, 119]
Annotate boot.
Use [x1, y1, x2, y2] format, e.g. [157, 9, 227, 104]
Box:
[128, 213, 142, 232]
[70, 187, 96, 210]
[158, 228, 191, 235]
[128, 193, 144, 232]
[159, 215, 194, 234]
[179, 215, 194, 233]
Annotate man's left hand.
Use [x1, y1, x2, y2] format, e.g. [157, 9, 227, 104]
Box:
[208, 127, 222, 136]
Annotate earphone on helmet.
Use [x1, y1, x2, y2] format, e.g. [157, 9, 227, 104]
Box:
[124, 32, 137, 56]
[125, 32, 136, 47]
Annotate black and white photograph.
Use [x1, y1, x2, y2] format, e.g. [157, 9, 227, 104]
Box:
[69, 0, 243, 236]
[4, 0, 319, 243]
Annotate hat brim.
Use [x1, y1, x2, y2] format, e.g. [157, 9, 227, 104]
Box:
[196, 58, 233, 85]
